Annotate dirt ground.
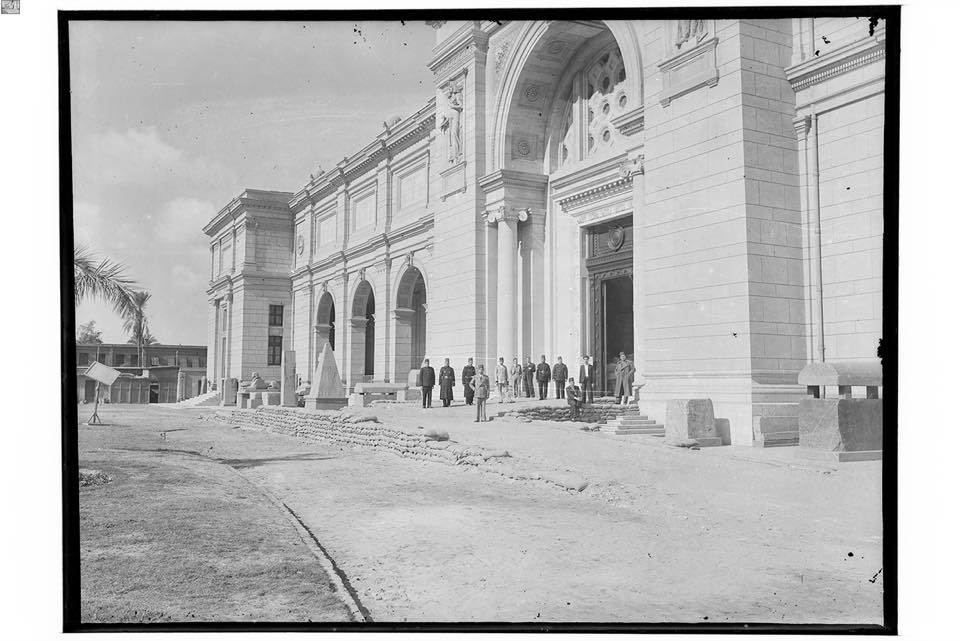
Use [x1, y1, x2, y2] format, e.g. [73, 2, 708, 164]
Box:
[77, 402, 884, 625]
[79, 445, 353, 623]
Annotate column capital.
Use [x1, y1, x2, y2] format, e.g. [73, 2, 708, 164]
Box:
[482, 206, 529, 226]
[793, 115, 812, 139]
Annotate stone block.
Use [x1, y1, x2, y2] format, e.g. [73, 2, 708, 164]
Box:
[307, 397, 349, 411]
[665, 399, 723, 447]
[262, 391, 281, 406]
[221, 378, 238, 406]
[348, 393, 369, 407]
[797, 398, 882, 460]
[281, 350, 297, 407]
[237, 392, 250, 409]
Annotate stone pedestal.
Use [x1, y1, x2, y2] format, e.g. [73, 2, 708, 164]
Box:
[281, 350, 297, 407]
[237, 391, 250, 409]
[406, 369, 422, 401]
[349, 393, 369, 407]
[665, 398, 723, 447]
[262, 391, 281, 406]
[797, 398, 882, 462]
[221, 378, 238, 406]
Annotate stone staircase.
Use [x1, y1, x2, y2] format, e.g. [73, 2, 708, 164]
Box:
[173, 390, 221, 408]
[599, 405, 665, 436]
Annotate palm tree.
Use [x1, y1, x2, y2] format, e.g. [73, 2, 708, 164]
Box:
[73, 244, 137, 317]
[122, 291, 153, 367]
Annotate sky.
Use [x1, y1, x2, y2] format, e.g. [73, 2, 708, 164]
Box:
[71, 20, 436, 345]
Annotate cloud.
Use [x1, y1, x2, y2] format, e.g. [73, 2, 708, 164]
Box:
[73, 126, 230, 202]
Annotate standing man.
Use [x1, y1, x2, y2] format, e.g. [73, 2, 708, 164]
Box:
[522, 357, 536, 398]
[510, 357, 522, 398]
[471, 365, 490, 422]
[535, 355, 551, 400]
[438, 358, 456, 408]
[495, 357, 512, 403]
[552, 356, 568, 399]
[461, 358, 476, 406]
[419, 358, 436, 409]
[614, 351, 635, 406]
[579, 355, 594, 404]
[565, 377, 583, 421]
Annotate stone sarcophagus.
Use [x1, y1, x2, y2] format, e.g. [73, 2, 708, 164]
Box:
[796, 361, 883, 462]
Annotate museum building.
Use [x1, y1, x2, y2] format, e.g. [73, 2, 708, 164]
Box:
[204, 18, 887, 446]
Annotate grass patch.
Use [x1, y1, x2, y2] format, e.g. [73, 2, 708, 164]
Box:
[80, 451, 352, 623]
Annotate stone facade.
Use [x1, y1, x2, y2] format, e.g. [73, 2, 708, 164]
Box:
[204, 18, 888, 446]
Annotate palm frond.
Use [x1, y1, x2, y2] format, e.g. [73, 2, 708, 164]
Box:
[74, 245, 138, 316]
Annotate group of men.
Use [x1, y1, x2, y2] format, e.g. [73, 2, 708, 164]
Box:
[416, 353, 636, 411]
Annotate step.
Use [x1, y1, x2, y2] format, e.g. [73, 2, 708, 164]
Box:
[600, 424, 665, 436]
[755, 430, 800, 447]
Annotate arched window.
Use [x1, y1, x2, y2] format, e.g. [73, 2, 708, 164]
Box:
[558, 47, 628, 170]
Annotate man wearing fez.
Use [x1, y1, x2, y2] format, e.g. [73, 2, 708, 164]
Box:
[579, 355, 594, 404]
[535, 355, 552, 400]
[552, 356, 568, 399]
[461, 357, 476, 406]
[510, 357, 523, 398]
[439, 358, 456, 408]
[522, 357, 536, 398]
[614, 351, 636, 406]
[565, 377, 583, 420]
[419, 358, 436, 409]
[495, 356, 511, 403]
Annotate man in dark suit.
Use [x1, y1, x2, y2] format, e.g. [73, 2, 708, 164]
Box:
[461, 358, 476, 406]
[438, 358, 456, 407]
[522, 357, 536, 398]
[419, 358, 436, 409]
[535, 355, 551, 400]
[552, 356, 568, 399]
[578, 355, 594, 404]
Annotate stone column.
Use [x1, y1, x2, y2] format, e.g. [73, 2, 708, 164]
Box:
[801, 114, 825, 363]
[485, 206, 526, 363]
[497, 214, 518, 363]
[391, 308, 415, 382]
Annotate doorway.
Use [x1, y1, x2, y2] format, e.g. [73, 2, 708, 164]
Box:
[600, 275, 634, 395]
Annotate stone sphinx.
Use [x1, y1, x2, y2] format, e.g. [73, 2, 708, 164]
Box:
[244, 372, 268, 392]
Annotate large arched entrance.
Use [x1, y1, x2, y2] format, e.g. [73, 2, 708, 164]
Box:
[488, 20, 642, 392]
[349, 280, 375, 386]
[315, 291, 336, 368]
[393, 266, 427, 380]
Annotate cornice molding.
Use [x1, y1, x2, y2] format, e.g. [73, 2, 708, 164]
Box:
[478, 168, 549, 194]
[428, 25, 489, 82]
[557, 175, 633, 213]
[786, 30, 886, 93]
[289, 102, 436, 211]
[610, 105, 645, 137]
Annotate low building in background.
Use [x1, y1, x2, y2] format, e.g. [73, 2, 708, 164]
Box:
[75, 343, 208, 403]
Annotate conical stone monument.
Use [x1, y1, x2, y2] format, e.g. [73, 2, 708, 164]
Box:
[305, 343, 348, 410]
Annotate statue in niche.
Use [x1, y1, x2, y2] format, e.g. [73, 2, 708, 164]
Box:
[440, 84, 464, 164]
[675, 19, 708, 50]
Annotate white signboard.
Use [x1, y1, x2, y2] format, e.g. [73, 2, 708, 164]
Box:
[83, 361, 121, 386]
